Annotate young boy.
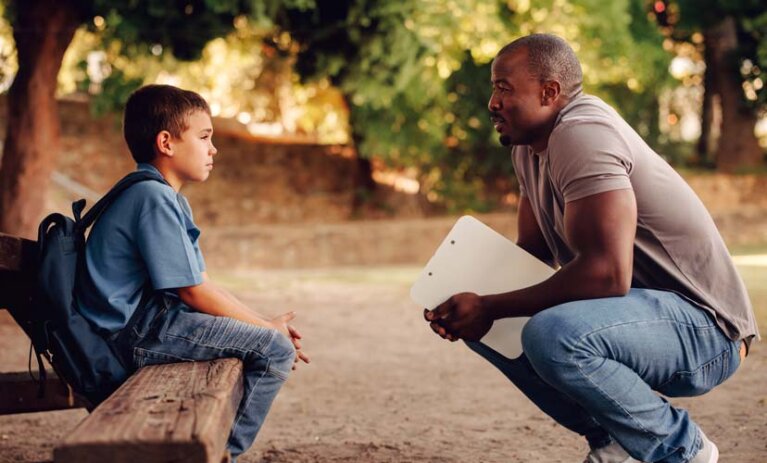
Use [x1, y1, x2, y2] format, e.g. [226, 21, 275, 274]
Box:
[75, 84, 309, 459]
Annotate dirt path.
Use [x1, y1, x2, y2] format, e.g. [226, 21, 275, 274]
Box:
[1, 267, 765, 462]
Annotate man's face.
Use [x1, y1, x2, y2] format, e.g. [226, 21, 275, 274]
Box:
[488, 49, 552, 149]
[170, 110, 217, 183]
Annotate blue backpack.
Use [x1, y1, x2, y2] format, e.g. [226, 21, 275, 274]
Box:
[28, 170, 166, 406]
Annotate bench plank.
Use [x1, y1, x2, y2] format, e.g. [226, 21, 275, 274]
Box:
[0, 371, 87, 414]
[0, 233, 36, 314]
[54, 358, 243, 463]
[0, 232, 36, 273]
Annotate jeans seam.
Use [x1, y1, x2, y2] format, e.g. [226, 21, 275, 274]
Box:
[654, 348, 729, 392]
[573, 319, 717, 346]
[230, 357, 272, 433]
[133, 347, 196, 368]
[571, 346, 664, 451]
[164, 331, 290, 380]
[570, 319, 722, 459]
[568, 319, 702, 453]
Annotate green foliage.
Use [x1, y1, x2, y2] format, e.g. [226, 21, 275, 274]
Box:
[670, 0, 767, 112]
[86, 68, 144, 117]
[3, 0, 684, 211]
[275, 0, 674, 211]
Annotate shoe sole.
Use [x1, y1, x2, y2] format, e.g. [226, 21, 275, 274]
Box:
[708, 443, 719, 463]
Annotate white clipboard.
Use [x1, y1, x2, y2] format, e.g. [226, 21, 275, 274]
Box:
[410, 215, 555, 359]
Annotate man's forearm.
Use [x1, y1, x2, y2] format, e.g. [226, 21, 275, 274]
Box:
[482, 254, 631, 320]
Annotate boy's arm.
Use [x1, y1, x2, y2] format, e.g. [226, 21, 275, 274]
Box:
[176, 273, 271, 327]
[175, 273, 310, 365]
[200, 271, 270, 320]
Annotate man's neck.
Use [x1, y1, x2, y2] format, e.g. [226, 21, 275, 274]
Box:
[530, 95, 576, 153]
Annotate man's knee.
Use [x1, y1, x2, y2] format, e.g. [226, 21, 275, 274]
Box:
[522, 307, 584, 376]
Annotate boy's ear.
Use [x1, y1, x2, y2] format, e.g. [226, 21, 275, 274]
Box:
[155, 130, 174, 158]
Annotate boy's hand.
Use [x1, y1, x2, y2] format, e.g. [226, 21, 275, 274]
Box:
[270, 312, 311, 369]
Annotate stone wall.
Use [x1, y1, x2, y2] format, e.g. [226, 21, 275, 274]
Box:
[1, 98, 367, 226]
[2, 97, 766, 268]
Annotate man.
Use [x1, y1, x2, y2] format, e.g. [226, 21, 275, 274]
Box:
[424, 34, 758, 463]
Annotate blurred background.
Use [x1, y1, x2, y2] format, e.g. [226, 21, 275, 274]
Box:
[2, 3, 767, 462]
[0, 0, 766, 267]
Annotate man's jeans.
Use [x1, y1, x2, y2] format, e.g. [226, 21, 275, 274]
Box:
[111, 298, 294, 458]
[467, 289, 741, 463]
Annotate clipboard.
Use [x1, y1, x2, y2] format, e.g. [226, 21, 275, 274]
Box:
[410, 215, 555, 359]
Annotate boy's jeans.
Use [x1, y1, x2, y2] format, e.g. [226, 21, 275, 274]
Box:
[111, 298, 294, 458]
[467, 288, 741, 463]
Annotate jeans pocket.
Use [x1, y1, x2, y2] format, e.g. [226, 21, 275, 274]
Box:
[657, 349, 730, 397]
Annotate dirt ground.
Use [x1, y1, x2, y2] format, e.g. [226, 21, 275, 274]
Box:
[1, 266, 765, 463]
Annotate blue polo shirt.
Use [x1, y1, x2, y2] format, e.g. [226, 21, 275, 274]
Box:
[76, 163, 205, 333]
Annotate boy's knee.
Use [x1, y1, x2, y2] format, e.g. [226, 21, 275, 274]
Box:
[264, 331, 295, 379]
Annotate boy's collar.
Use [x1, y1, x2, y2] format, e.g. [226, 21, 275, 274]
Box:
[137, 162, 183, 192]
[137, 162, 165, 178]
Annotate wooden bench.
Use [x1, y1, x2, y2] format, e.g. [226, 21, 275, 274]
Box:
[0, 232, 243, 463]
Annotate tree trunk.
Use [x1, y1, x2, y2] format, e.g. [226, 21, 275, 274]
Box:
[697, 29, 718, 166]
[706, 16, 763, 172]
[0, 0, 81, 238]
[350, 132, 376, 214]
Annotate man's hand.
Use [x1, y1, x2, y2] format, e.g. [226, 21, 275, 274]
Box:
[270, 312, 311, 369]
[423, 292, 493, 342]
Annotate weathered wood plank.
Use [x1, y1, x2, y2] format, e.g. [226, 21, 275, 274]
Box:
[0, 232, 36, 273]
[0, 270, 35, 312]
[0, 233, 36, 312]
[0, 371, 86, 414]
[55, 358, 243, 463]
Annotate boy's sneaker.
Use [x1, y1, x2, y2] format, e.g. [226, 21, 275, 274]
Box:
[583, 441, 642, 463]
[689, 430, 719, 463]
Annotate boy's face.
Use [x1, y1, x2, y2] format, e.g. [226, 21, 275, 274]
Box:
[168, 110, 217, 184]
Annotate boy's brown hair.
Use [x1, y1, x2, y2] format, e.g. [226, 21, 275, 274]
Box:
[123, 85, 211, 163]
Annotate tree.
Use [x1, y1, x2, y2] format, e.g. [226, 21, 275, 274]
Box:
[275, 0, 671, 211]
[658, 0, 767, 171]
[0, 0, 314, 237]
[0, 0, 82, 238]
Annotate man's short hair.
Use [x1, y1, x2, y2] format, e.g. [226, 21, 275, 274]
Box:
[498, 34, 583, 98]
[123, 85, 211, 163]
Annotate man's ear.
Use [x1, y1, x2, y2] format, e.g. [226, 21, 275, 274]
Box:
[541, 81, 562, 106]
[155, 131, 174, 158]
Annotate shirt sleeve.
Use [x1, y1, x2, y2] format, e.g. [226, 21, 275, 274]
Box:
[178, 195, 206, 273]
[548, 121, 633, 203]
[135, 192, 204, 290]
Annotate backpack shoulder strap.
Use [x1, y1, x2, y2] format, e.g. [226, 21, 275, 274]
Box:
[78, 171, 168, 230]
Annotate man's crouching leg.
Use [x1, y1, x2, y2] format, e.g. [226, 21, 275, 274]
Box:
[466, 341, 612, 450]
[520, 289, 740, 463]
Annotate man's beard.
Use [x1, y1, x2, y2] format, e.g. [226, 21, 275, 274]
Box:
[499, 134, 512, 146]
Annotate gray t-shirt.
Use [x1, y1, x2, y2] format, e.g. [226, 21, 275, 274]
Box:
[512, 94, 758, 343]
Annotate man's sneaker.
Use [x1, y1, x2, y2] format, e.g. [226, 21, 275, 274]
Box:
[689, 430, 719, 463]
[583, 441, 642, 463]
